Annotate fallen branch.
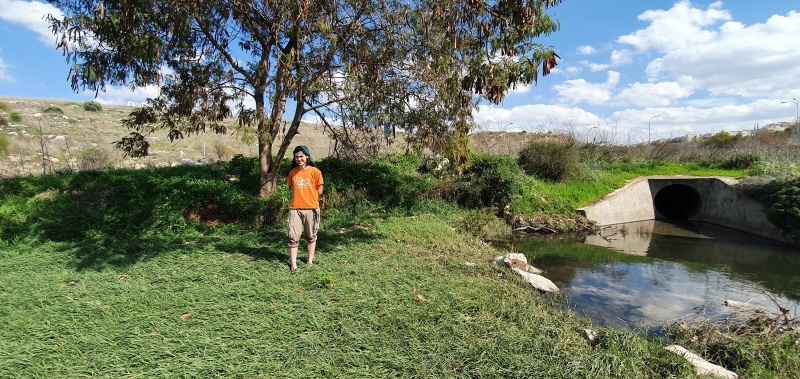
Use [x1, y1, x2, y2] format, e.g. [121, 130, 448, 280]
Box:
[512, 225, 557, 234]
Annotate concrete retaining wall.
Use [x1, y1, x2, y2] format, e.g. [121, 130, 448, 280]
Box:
[577, 176, 791, 243]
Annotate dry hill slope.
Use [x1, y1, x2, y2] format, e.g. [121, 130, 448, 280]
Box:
[0, 97, 335, 177]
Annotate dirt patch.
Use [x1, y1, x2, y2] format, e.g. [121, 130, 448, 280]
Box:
[183, 204, 232, 226]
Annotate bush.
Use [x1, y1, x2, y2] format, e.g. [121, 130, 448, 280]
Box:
[714, 154, 763, 170]
[700, 131, 740, 149]
[0, 101, 11, 112]
[318, 155, 432, 212]
[43, 106, 64, 115]
[223, 154, 261, 194]
[448, 153, 522, 209]
[212, 142, 234, 162]
[9, 112, 22, 122]
[518, 138, 582, 181]
[0, 134, 9, 157]
[78, 145, 112, 171]
[459, 208, 509, 239]
[0, 116, 8, 127]
[83, 101, 103, 112]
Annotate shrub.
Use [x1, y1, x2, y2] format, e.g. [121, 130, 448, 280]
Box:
[449, 153, 522, 209]
[9, 112, 22, 122]
[43, 106, 64, 115]
[212, 142, 234, 162]
[0, 101, 11, 112]
[0, 116, 8, 127]
[459, 208, 507, 238]
[223, 154, 261, 194]
[317, 155, 432, 212]
[0, 134, 9, 157]
[518, 138, 582, 181]
[757, 130, 789, 145]
[714, 154, 763, 170]
[78, 145, 112, 171]
[700, 131, 740, 149]
[257, 195, 288, 227]
[83, 101, 103, 112]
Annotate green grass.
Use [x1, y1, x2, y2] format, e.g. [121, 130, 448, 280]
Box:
[0, 155, 796, 378]
[1, 215, 695, 378]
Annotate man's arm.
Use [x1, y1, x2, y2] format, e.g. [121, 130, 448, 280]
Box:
[317, 185, 324, 195]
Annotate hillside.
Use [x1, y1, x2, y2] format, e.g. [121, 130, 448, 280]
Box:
[0, 97, 336, 177]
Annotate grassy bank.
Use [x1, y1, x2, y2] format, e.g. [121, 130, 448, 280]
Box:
[1, 154, 798, 378]
[0, 216, 689, 378]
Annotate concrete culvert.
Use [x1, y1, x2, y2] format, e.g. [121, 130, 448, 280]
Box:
[653, 184, 702, 220]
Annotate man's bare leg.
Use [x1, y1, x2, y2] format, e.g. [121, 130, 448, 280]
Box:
[307, 241, 316, 265]
[289, 246, 299, 271]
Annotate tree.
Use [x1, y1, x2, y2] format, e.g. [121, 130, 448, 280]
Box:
[47, 0, 563, 196]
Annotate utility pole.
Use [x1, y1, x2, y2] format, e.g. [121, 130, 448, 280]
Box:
[781, 98, 799, 138]
[648, 115, 661, 145]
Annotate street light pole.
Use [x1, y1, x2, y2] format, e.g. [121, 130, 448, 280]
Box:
[781, 98, 799, 138]
[648, 115, 661, 145]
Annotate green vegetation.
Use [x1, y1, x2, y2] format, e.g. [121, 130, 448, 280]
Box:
[9, 112, 22, 122]
[700, 130, 742, 149]
[518, 137, 582, 181]
[76, 145, 112, 171]
[43, 105, 64, 115]
[745, 176, 800, 242]
[82, 101, 102, 112]
[436, 153, 523, 209]
[0, 101, 11, 112]
[1, 132, 798, 377]
[0, 134, 9, 157]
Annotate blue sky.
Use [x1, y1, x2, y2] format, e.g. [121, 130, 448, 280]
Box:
[1, 0, 799, 143]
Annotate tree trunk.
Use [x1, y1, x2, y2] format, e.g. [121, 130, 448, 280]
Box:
[259, 168, 278, 197]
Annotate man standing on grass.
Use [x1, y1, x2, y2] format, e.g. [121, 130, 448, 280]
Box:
[286, 145, 324, 272]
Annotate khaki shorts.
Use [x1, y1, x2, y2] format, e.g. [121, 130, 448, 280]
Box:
[287, 209, 320, 248]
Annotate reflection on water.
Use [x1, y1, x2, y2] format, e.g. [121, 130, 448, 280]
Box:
[530, 220, 800, 331]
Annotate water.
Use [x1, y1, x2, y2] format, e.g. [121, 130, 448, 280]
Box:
[513, 220, 800, 332]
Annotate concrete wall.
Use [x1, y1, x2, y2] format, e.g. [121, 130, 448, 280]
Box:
[577, 176, 791, 243]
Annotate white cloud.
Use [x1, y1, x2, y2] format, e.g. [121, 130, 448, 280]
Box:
[588, 62, 609, 72]
[610, 49, 633, 67]
[0, 0, 63, 46]
[553, 71, 620, 105]
[614, 81, 694, 107]
[509, 82, 532, 95]
[0, 54, 12, 81]
[474, 103, 602, 132]
[610, 98, 790, 142]
[617, 0, 729, 53]
[577, 45, 597, 55]
[645, 11, 800, 98]
[89, 85, 161, 105]
[565, 66, 581, 75]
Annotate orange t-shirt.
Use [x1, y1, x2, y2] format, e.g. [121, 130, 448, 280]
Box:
[287, 166, 324, 209]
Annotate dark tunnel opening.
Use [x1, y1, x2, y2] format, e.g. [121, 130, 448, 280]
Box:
[653, 184, 702, 220]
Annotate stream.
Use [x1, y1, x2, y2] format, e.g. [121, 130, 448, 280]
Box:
[512, 220, 800, 333]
